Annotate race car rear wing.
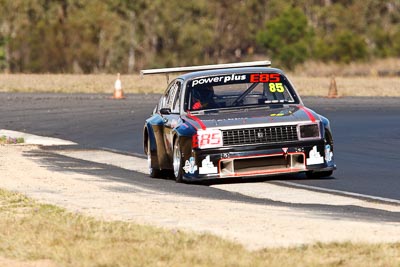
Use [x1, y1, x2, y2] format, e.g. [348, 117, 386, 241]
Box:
[140, 60, 271, 76]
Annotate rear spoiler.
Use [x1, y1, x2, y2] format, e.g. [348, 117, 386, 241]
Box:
[140, 60, 271, 76]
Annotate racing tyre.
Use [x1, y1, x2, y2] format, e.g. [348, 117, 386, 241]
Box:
[306, 170, 333, 179]
[173, 140, 184, 183]
[147, 138, 161, 178]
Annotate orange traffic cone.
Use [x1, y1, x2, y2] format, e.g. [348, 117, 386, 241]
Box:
[327, 76, 339, 98]
[112, 73, 125, 99]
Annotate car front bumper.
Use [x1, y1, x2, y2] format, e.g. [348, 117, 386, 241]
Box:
[182, 141, 336, 181]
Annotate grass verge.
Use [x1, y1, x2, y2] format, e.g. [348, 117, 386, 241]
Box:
[0, 189, 399, 266]
[0, 135, 24, 145]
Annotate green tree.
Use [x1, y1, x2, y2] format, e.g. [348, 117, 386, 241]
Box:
[0, 36, 5, 71]
[0, 0, 399, 73]
[0, 0, 32, 72]
[256, 7, 313, 69]
[392, 27, 400, 56]
[313, 30, 368, 63]
[333, 30, 368, 63]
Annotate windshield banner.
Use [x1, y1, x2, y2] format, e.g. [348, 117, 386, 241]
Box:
[190, 73, 281, 87]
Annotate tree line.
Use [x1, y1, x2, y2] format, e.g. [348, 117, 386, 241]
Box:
[0, 0, 399, 73]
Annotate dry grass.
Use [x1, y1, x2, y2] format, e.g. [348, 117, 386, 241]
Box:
[0, 71, 399, 97]
[289, 58, 400, 97]
[290, 76, 400, 97]
[0, 73, 184, 95]
[0, 73, 168, 94]
[293, 58, 400, 77]
[0, 188, 399, 267]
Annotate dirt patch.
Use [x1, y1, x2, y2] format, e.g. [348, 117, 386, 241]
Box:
[0, 256, 56, 267]
[1, 145, 400, 250]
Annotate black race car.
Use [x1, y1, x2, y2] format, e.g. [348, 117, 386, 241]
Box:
[142, 61, 336, 182]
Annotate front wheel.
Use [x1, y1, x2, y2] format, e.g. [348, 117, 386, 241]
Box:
[173, 140, 184, 183]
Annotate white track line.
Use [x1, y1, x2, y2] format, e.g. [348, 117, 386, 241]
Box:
[275, 181, 400, 205]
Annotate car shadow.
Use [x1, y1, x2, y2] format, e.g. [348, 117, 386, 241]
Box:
[196, 173, 336, 186]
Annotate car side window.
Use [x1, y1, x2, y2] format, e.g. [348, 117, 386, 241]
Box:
[171, 81, 181, 113]
[157, 94, 167, 112]
[161, 80, 181, 113]
[158, 81, 174, 112]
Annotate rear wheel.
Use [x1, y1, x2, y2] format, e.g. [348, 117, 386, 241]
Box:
[173, 140, 184, 183]
[147, 138, 161, 178]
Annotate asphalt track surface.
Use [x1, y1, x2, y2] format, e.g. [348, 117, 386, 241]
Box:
[1, 93, 400, 203]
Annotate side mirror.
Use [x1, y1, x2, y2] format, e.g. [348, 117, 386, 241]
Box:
[159, 108, 171, 115]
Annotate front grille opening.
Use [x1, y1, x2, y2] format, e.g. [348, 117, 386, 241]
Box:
[220, 153, 305, 176]
[222, 125, 298, 146]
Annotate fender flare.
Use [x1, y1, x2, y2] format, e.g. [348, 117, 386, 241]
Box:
[143, 124, 160, 169]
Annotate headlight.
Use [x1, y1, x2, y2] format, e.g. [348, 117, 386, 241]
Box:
[298, 123, 321, 140]
[194, 129, 223, 149]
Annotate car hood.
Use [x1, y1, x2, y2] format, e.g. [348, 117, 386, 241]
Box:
[184, 105, 318, 129]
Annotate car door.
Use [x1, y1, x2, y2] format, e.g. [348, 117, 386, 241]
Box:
[160, 79, 182, 161]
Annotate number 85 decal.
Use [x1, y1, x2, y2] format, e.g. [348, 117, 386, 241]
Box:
[269, 83, 284, 93]
[196, 129, 222, 149]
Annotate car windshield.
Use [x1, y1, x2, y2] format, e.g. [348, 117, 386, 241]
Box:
[185, 72, 299, 112]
